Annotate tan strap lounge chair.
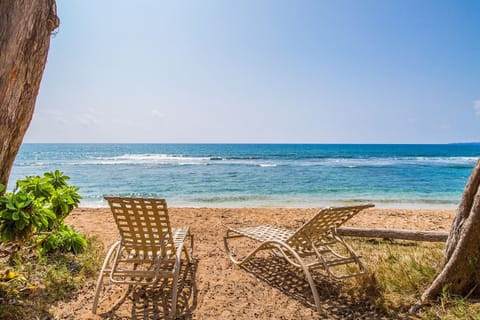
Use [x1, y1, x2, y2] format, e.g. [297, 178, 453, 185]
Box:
[92, 196, 193, 319]
[224, 204, 374, 313]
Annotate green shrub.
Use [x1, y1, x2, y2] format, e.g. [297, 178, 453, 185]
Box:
[16, 170, 81, 225]
[39, 225, 87, 255]
[0, 170, 85, 256]
[0, 188, 55, 245]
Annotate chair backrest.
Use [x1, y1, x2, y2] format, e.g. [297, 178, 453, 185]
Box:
[105, 196, 176, 258]
[286, 204, 374, 250]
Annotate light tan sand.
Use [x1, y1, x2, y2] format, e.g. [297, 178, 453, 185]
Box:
[55, 207, 455, 319]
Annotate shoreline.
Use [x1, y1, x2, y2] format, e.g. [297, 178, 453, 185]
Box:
[77, 204, 458, 211]
[69, 207, 456, 232]
[76, 200, 460, 211]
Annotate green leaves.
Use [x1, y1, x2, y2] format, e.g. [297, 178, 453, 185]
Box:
[0, 171, 84, 255]
[44, 170, 70, 189]
[49, 185, 81, 226]
[12, 211, 20, 221]
[16, 175, 54, 199]
[39, 225, 87, 255]
[0, 191, 36, 242]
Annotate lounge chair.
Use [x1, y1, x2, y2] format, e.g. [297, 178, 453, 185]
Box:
[92, 196, 193, 319]
[223, 204, 374, 313]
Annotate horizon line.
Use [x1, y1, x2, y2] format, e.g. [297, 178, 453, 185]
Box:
[21, 141, 480, 145]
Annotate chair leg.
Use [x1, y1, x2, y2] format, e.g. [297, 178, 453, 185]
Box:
[277, 244, 323, 313]
[170, 242, 185, 319]
[223, 231, 264, 266]
[224, 232, 323, 312]
[183, 233, 193, 264]
[92, 272, 105, 314]
[92, 241, 120, 314]
[301, 266, 322, 313]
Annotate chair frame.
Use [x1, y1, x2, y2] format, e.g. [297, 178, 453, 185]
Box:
[92, 196, 193, 319]
[224, 204, 374, 313]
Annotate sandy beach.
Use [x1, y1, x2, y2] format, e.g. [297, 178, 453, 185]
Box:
[50, 206, 456, 319]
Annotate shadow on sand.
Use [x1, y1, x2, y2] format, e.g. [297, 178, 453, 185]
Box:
[99, 260, 198, 320]
[242, 256, 400, 320]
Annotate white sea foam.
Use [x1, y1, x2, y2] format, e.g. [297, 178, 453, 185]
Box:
[26, 154, 478, 168]
[259, 163, 277, 167]
[295, 156, 478, 167]
[410, 156, 478, 164]
[79, 154, 276, 167]
[85, 154, 211, 165]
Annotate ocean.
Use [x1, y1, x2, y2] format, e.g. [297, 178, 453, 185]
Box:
[8, 143, 479, 209]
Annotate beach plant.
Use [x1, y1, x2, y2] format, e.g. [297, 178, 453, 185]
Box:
[0, 172, 91, 317]
[38, 224, 87, 255]
[0, 171, 85, 257]
[16, 170, 81, 226]
[0, 185, 55, 246]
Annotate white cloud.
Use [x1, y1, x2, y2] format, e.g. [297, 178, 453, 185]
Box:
[40, 110, 68, 126]
[151, 109, 165, 119]
[78, 108, 103, 127]
[474, 100, 480, 116]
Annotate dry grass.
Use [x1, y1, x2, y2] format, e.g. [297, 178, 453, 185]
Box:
[344, 238, 480, 319]
[0, 237, 102, 320]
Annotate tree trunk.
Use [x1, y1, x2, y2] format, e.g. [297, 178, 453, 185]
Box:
[411, 159, 480, 313]
[0, 0, 59, 188]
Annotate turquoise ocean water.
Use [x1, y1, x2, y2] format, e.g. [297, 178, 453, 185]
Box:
[8, 143, 479, 209]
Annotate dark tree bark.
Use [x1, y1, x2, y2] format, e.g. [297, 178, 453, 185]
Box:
[0, 0, 59, 188]
[411, 159, 480, 312]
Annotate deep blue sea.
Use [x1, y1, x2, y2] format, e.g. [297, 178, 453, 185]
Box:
[8, 143, 480, 209]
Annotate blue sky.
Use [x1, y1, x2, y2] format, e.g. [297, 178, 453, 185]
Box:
[26, 0, 480, 143]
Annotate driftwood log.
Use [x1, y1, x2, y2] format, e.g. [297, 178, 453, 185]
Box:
[337, 227, 448, 242]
